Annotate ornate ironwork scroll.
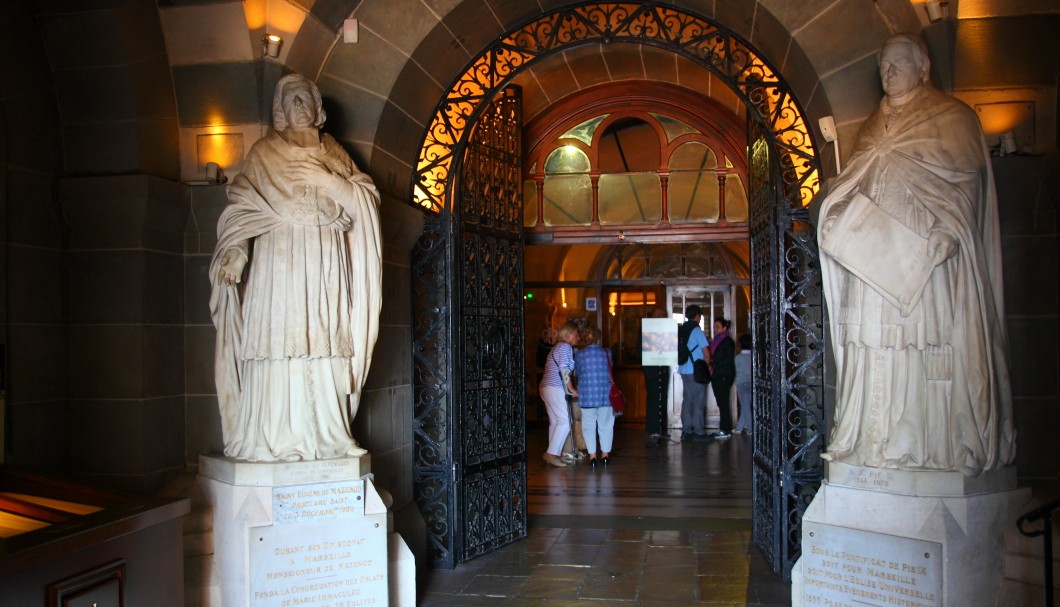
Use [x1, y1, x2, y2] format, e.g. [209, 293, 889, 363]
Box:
[412, 213, 456, 567]
[413, 2, 820, 213]
[748, 127, 827, 579]
[413, 88, 526, 568]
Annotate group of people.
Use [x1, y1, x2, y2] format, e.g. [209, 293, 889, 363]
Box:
[539, 308, 756, 469]
[677, 305, 753, 442]
[539, 322, 617, 469]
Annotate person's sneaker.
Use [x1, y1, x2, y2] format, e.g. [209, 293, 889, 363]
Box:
[575, 450, 588, 461]
[560, 453, 576, 463]
[691, 433, 712, 442]
[711, 430, 731, 439]
[681, 433, 694, 442]
[543, 453, 568, 467]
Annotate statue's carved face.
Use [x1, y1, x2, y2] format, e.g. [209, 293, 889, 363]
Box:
[879, 41, 924, 100]
[280, 80, 318, 129]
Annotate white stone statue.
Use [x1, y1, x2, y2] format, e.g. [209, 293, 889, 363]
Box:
[818, 34, 1015, 476]
[209, 73, 382, 462]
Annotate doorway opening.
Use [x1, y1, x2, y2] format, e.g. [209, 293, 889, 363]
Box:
[525, 241, 751, 433]
[410, 2, 826, 577]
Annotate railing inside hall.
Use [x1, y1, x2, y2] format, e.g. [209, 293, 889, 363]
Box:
[1017, 496, 1060, 607]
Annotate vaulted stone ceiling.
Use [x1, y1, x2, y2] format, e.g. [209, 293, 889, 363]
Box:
[511, 43, 747, 126]
[10, 0, 1059, 200]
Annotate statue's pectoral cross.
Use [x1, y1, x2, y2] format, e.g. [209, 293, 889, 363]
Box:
[291, 184, 320, 221]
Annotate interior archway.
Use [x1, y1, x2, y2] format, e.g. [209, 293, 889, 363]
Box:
[410, 2, 821, 214]
[411, 1, 826, 574]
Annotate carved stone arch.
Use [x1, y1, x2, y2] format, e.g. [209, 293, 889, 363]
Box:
[411, 2, 822, 214]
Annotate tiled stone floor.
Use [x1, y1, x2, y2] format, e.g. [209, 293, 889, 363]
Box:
[418, 422, 792, 606]
[419, 525, 790, 605]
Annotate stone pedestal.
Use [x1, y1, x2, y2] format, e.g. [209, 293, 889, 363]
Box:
[792, 464, 1029, 607]
[199, 454, 414, 606]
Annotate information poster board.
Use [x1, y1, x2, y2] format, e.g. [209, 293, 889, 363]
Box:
[641, 318, 678, 367]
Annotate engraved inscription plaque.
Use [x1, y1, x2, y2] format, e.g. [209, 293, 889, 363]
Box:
[273, 479, 366, 525]
[802, 522, 942, 607]
[249, 516, 388, 607]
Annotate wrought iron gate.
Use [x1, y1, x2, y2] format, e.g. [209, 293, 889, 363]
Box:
[413, 88, 527, 568]
[748, 128, 828, 579]
[408, 0, 830, 575]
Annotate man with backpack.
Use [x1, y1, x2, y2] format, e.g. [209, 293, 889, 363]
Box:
[677, 305, 711, 441]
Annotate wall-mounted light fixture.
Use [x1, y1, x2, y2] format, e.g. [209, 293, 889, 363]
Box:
[818, 116, 842, 174]
[975, 101, 1036, 156]
[196, 133, 243, 185]
[924, 0, 947, 22]
[263, 34, 283, 58]
[204, 162, 225, 185]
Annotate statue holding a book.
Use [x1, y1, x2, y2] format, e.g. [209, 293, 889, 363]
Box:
[818, 33, 1015, 476]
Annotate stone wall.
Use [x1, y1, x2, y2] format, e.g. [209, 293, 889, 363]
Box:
[995, 153, 1060, 480]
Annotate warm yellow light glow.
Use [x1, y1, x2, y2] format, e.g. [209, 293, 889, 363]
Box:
[746, 57, 820, 206]
[197, 133, 243, 173]
[204, 115, 229, 136]
[0, 493, 103, 516]
[975, 101, 1034, 136]
[0, 512, 49, 539]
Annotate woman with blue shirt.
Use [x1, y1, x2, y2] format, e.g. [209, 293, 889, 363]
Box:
[575, 326, 615, 468]
[540, 322, 579, 467]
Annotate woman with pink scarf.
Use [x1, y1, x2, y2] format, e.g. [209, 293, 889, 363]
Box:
[708, 318, 736, 439]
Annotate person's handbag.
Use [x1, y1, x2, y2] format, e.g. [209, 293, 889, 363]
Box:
[609, 383, 626, 416]
[684, 335, 711, 384]
[693, 359, 711, 384]
[607, 361, 625, 416]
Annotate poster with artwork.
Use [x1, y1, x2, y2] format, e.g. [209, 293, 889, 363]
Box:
[641, 318, 678, 366]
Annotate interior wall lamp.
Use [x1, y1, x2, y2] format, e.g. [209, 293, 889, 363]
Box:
[924, 0, 948, 22]
[196, 133, 242, 185]
[263, 34, 283, 58]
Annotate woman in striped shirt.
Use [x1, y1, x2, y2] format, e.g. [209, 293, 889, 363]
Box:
[540, 322, 579, 467]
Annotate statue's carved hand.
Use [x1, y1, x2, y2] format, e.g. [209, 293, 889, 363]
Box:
[928, 230, 957, 264]
[218, 248, 247, 285]
[290, 160, 345, 192]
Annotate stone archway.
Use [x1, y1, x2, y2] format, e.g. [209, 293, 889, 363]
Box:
[410, 1, 827, 575]
[410, 2, 821, 214]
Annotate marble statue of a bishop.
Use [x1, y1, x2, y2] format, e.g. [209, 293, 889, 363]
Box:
[818, 34, 1015, 476]
[209, 73, 382, 462]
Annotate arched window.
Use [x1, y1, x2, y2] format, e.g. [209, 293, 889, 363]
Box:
[668, 141, 720, 223]
[597, 118, 662, 224]
[542, 145, 592, 226]
[525, 109, 747, 230]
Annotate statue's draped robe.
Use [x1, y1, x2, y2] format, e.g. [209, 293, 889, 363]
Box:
[209, 132, 381, 461]
[818, 86, 1015, 475]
